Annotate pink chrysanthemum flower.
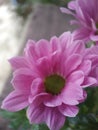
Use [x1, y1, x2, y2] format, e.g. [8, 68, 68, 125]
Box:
[1, 32, 97, 130]
[61, 0, 98, 42]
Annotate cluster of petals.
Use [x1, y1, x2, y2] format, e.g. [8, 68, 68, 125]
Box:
[61, 0, 98, 42]
[1, 32, 98, 130]
[84, 45, 98, 84]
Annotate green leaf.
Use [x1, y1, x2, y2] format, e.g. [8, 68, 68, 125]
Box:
[32, 124, 49, 130]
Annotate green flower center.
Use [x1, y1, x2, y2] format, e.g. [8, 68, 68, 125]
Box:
[95, 23, 98, 35]
[44, 74, 65, 95]
[96, 23, 98, 28]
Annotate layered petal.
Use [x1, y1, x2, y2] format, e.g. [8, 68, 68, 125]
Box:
[82, 77, 97, 88]
[44, 107, 65, 130]
[58, 104, 79, 117]
[44, 94, 62, 107]
[64, 54, 82, 76]
[12, 68, 35, 92]
[1, 91, 29, 112]
[9, 56, 29, 70]
[67, 70, 84, 85]
[27, 103, 45, 124]
[61, 83, 83, 105]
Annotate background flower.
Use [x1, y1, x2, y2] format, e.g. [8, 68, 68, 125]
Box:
[1, 32, 97, 130]
[61, 0, 98, 43]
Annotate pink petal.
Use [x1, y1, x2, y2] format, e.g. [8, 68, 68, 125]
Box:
[59, 31, 73, 50]
[50, 36, 60, 53]
[64, 54, 82, 76]
[31, 78, 44, 96]
[24, 40, 40, 66]
[90, 34, 98, 41]
[73, 28, 90, 41]
[12, 68, 35, 92]
[36, 39, 50, 57]
[91, 18, 97, 31]
[58, 104, 79, 117]
[61, 83, 83, 105]
[79, 90, 87, 103]
[68, 1, 76, 10]
[60, 7, 74, 15]
[51, 51, 61, 74]
[28, 93, 49, 106]
[78, 60, 91, 75]
[86, 45, 98, 55]
[29, 78, 44, 104]
[44, 94, 62, 107]
[68, 41, 85, 55]
[67, 70, 84, 85]
[1, 91, 29, 112]
[36, 56, 52, 78]
[82, 77, 97, 88]
[27, 103, 45, 124]
[44, 107, 65, 130]
[9, 57, 28, 70]
[70, 20, 80, 25]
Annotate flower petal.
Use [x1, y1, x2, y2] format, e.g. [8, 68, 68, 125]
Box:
[67, 70, 84, 85]
[36, 39, 50, 57]
[50, 36, 60, 53]
[24, 40, 41, 66]
[59, 31, 73, 50]
[64, 54, 82, 76]
[82, 77, 97, 88]
[27, 103, 45, 124]
[58, 104, 79, 117]
[1, 91, 29, 112]
[29, 78, 44, 104]
[44, 94, 62, 107]
[61, 82, 83, 105]
[78, 60, 92, 75]
[60, 7, 74, 15]
[37, 56, 52, 78]
[31, 78, 44, 96]
[28, 93, 49, 105]
[9, 57, 28, 70]
[68, 41, 85, 55]
[44, 108, 65, 130]
[73, 28, 90, 41]
[90, 34, 98, 41]
[12, 68, 35, 92]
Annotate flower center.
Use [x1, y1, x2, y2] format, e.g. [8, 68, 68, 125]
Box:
[96, 23, 98, 28]
[95, 23, 98, 35]
[44, 74, 65, 95]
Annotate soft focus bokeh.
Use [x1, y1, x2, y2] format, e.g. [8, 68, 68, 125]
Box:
[0, 0, 98, 130]
[0, 0, 25, 96]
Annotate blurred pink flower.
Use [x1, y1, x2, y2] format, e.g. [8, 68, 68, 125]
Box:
[61, 0, 98, 42]
[84, 45, 98, 85]
[1, 32, 97, 130]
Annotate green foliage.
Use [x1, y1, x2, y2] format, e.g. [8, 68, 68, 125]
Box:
[66, 113, 98, 130]
[32, 124, 49, 130]
[0, 109, 31, 130]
